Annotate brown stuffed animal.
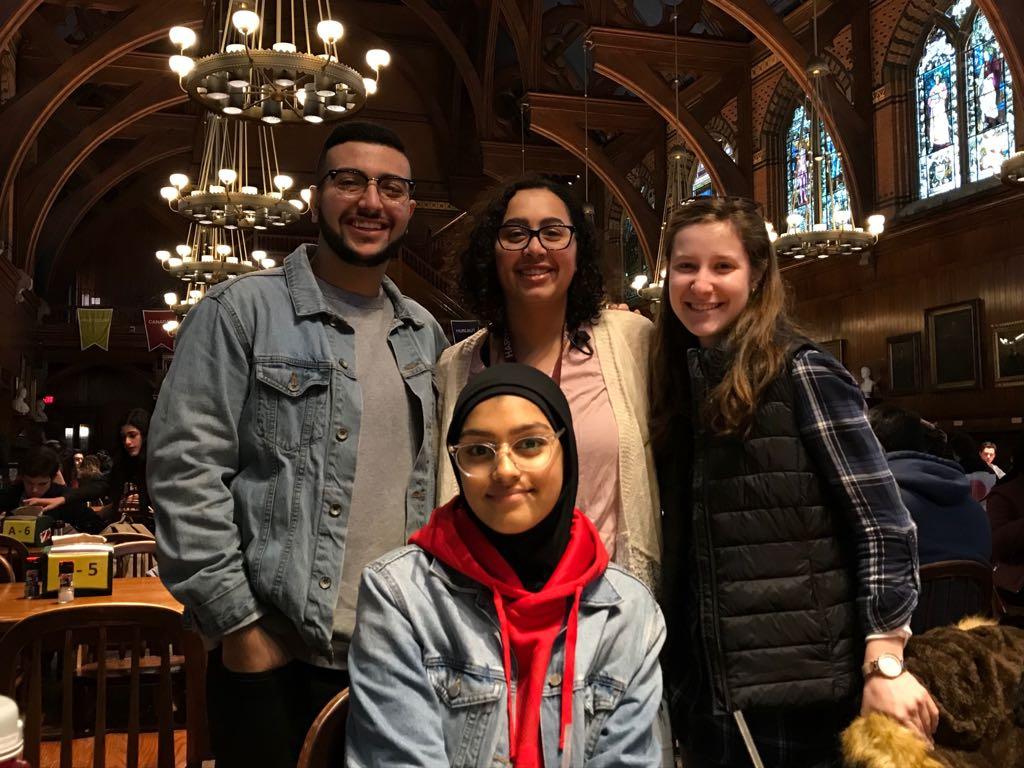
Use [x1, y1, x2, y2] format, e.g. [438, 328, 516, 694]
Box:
[842, 618, 1024, 768]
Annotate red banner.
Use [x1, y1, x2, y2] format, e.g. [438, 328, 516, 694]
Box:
[142, 310, 176, 352]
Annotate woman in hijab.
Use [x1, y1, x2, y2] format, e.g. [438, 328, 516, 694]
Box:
[347, 363, 666, 767]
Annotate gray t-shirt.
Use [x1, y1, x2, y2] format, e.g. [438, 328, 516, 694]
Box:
[312, 277, 416, 667]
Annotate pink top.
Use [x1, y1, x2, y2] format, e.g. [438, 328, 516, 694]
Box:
[470, 326, 623, 557]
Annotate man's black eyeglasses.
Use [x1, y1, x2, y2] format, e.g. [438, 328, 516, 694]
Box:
[317, 168, 416, 202]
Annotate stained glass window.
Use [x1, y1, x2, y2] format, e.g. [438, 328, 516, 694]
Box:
[818, 128, 850, 228]
[916, 28, 960, 198]
[915, 3, 1015, 198]
[785, 107, 844, 230]
[786, 106, 814, 231]
[965, 10, 1015, 181]
[692, 142, 734, 198]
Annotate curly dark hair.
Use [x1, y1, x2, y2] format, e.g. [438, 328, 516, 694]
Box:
[455, 175, 604, 336]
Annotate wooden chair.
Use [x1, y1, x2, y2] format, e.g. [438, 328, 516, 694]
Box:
[0, 534, 30, 580]
[0, 554, 15, 583]
[297, 689, 349, 768]
[0, 603, 208, 768]
[102, 532, 155, 546]
[112, 541, 157, 579]
[911, 559, 1000, 634]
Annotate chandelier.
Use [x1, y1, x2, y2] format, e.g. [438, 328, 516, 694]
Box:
[1000, 150, 1024, 184]
[159, 116, 308, 230]
[773, 0, 885, 261]
[156, 225, 274, 331]
[167, 1, 390, 125]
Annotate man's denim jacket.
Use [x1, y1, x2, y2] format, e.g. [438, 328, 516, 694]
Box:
[346, 547, 667, 767]
[149, 244, 448, 656]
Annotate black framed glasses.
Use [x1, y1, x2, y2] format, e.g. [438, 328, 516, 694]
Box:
[496, 224, 576, 251]
[317, 168, 416, 202]
[447, 429, 565, 477]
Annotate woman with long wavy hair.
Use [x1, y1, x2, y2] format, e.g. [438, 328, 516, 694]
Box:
[651, 197, 934, 766]
[435, 175, 661, 589]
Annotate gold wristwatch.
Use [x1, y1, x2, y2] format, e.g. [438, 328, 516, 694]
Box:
[861, 652, 905, 679]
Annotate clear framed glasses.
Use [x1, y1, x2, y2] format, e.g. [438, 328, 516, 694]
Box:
[448, 428, 565, 477]
[497, 224, 575, 251]
[318, 167, 415, 202]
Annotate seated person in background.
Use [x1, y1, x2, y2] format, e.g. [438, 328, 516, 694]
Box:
[948, 431, 998, 502]
[347, 364, 666, 767]
[986, 433, 1024, 607]
[0, 447, 107, 534]
[869, 404, 991, 566]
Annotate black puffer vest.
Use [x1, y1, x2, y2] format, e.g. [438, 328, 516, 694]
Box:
[665, 342, 861, 716]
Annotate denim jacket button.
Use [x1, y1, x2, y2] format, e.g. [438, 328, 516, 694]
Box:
[319, 576, 332, 589]
[329, 504, 342, 517]
[338, 358, 348, 370]
[447, 675, 462, 699]
[547, 673, 561, 687]
[336, 428, 349, 441]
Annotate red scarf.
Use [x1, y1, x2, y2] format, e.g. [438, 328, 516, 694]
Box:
[410, 499, 609, 766]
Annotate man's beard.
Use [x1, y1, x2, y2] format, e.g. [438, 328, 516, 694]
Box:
[317, 210, 404, 268]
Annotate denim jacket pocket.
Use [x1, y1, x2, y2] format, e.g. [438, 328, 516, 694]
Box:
[582, 675, 625, 760]
[254, 360, 331, 452]
[426, 660, 505, 768]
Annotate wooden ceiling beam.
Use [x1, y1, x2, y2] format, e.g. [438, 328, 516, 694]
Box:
[527, 91, 659, 269]
[480, 139, 584, 179]
[20, 77, 185, 276]
[589, 30, 751, 196]
[0, 0, 203, 251]
[0, 0, 43, 53]
[587, 27, 749, 72]
[705, 0, 872, 218]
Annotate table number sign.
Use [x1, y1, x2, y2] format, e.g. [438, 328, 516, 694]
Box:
[43, 551, 113, 596]
[2, 515, 56, 546]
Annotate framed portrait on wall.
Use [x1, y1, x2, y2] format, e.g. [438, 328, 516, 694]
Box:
[993, 320, 1024, 387]
[925, 300, 983, 391]
[819, 339, 847, 367]
[886, 333, 922, 395]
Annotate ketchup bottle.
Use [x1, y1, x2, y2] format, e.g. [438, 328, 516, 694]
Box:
[0, 696, 30, 767]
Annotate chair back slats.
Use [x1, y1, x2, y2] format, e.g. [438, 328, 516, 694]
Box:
[127, 627, 141, 768]
[93, 625, 107, 768]
[26, 641, 42, 768]
[911, 559, 996, 634]
[112, 542, 157, 579]
[158, 643, 174, 768]
[0, 604, 204, 768]
[61, 630, 74, 767]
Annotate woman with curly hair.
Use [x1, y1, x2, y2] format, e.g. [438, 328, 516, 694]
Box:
[435, 175, 661, 589]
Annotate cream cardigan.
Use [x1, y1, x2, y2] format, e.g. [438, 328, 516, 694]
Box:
[434, 310, 662, 590]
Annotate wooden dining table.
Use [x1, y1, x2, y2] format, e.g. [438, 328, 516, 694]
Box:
[0, 577, 183, 633]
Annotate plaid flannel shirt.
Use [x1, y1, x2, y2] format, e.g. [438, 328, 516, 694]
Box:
[791, 348, 920, 635]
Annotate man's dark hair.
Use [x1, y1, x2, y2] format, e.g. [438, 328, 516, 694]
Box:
[980, 441, 996, 451]
[19, 446, 60, 479]
[868, 403, 927, 453]
[314, 122, 408, 181]
[455, 174, 604, 337]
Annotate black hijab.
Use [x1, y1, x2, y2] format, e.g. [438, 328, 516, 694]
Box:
[446, 363, 578, 591]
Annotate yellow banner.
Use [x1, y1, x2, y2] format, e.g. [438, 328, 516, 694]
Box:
[77, 308, 113, 351]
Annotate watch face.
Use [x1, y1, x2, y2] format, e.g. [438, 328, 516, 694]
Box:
[878, 654, 903, 678]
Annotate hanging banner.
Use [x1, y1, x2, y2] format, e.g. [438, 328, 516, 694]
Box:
[77, 308, 113, 351]
[142, 310, 177, 352]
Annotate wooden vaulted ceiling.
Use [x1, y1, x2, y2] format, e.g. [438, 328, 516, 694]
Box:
[1, 0, 1022, 302]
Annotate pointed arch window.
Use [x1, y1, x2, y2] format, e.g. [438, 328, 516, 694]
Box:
[692, 141, 734, 198]
[785, 105, 848, 230]
[916, 2, 1014, 198]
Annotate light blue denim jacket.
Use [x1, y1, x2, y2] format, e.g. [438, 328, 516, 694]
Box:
[346, 546, 667, 767]
[149, 245, 448, 656]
